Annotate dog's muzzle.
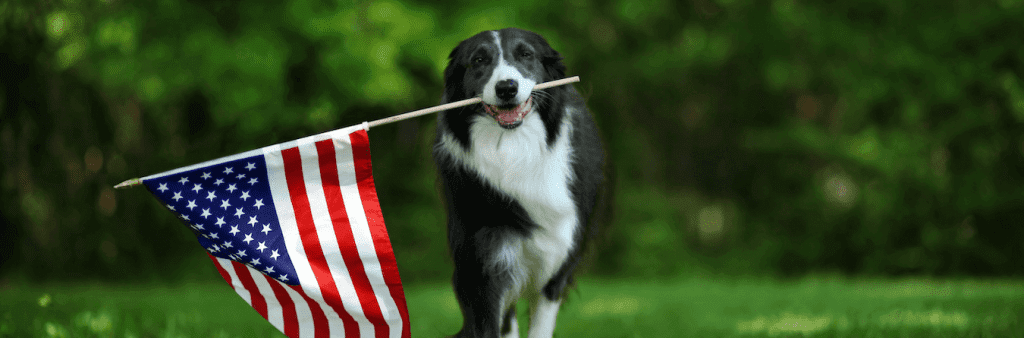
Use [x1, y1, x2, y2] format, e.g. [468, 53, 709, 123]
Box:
[483, 96, 533, 129]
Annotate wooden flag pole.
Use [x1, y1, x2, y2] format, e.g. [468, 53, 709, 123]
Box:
[114, 178, 143, 189]
[114, 76, 581, 189]
[366, 76, 580, 128]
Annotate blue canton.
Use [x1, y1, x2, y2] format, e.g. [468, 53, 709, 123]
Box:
[144, 155, 299, 285]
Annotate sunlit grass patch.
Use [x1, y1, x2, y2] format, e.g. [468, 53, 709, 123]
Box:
[71, 310, 115, 335]
[877, 309, 970, 329]
[579, 296, 641, 317]
[734, 309, 973, 336]
[735, 313, 844, 335]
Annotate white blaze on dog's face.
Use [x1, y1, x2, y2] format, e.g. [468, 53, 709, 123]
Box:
[457, 30, 548, 129]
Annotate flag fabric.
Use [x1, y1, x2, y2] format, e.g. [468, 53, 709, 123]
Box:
[141, 122, 410, 338]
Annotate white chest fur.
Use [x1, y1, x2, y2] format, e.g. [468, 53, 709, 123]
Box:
[439, 109, 578, 295]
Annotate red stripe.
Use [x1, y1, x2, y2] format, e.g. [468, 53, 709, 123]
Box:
[207, 253, 232, 284]
[316, 139, 390, 338]
[289, 285, 329, 337]
[231, 261, 269, 320]
[211, 241, 299, 337]
[281, 146, 358, 338]
[350, 129, 411, 338]
[264, 274, 299, 338]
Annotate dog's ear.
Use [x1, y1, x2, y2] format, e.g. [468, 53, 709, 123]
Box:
[442, 42, 466, 104]
[542, 45, 566, 81]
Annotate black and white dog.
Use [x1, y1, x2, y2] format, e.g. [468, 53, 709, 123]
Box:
[433, 28, 605, 338]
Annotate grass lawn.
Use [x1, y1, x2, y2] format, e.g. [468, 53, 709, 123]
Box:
[1, 277, 1022, 337]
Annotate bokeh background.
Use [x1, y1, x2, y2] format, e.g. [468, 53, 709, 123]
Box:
[3, 0, 1024, 289]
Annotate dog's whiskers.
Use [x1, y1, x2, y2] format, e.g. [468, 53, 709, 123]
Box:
[530, 90, 554, 106]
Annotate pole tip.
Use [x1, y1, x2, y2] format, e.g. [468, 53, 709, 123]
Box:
[114, 178, 142, 189]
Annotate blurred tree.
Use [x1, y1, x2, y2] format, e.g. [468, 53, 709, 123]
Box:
[2, 0, 1023, 283]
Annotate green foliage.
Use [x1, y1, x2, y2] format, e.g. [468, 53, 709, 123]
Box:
[2, 0, 1024, 283]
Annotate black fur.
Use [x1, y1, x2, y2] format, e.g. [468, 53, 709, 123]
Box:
[433, 28, 605, 338]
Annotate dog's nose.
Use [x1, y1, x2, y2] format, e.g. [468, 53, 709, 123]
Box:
[495, 79, 518, 101]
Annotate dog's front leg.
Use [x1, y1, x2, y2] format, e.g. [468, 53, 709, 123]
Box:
[527, 295, 562, 338]
[451, 261, 509, 337]
[500, 302, 519, 338]
[451, 230, 522, 338]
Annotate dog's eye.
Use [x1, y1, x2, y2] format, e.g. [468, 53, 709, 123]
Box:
[519, 51, 533, 59]
[472, 56, 486, 64]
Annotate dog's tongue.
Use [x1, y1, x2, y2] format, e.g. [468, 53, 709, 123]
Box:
[485, 97, 532, 126]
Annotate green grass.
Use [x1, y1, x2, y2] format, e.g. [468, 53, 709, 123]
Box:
[2, 277, 1022, 337]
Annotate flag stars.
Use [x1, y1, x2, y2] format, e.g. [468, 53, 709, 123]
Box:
[152, 160, 292, 282]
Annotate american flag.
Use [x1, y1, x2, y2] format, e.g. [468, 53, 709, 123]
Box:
[142, 123, 410, 338]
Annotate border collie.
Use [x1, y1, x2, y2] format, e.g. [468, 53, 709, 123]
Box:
[433, 28, 605, 338]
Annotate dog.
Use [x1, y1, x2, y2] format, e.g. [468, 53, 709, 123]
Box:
[433, 28, 605, 338]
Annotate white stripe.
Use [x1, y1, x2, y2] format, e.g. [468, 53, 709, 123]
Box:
[491, 31, 503, 57]
[264, 142, 342, 337]
[216, 258, 253, 305]
[335, 132, 404, 337]
[251, 267, 319, 338]
[246, 266, 284, 333]
[283, 279, 316, 338]
[298, 139, 376, 338]
[264, 145, 315, 291]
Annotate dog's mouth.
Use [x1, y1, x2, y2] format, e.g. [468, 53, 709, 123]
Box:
[483, 96, 533, 129]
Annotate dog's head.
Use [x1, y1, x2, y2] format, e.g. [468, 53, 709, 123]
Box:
[442, 28, 566, 129]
